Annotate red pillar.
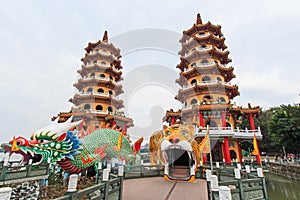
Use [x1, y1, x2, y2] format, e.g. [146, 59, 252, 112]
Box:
[199, 111, 204, 127]
[237, 142, 242, 163]
[221, 111, 227, 128]
[223, 137, 231, 162]
[249, 114, 256, 130]
[171, 117, 175, 125]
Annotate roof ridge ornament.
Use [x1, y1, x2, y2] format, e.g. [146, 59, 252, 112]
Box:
[102, 30, 108, 42]
[196, 13, 202, 25]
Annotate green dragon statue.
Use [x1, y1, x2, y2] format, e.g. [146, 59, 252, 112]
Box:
[1, 117, 143, 174]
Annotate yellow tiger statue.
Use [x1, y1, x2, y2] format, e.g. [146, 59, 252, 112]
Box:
[149, 124, 200, 182]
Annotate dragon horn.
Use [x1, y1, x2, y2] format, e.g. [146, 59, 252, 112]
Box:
[133, 137, 144, 152]
[112, 124, 117, 130]
[105, 123, 110, 128]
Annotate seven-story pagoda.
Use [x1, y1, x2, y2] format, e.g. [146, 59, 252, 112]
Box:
[164, 14, 262, 163]
[53, 31, 133, 134]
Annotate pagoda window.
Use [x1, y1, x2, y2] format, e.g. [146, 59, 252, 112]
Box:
[93, 60, 97, 64]
[200, 45, 206, 49]
[108, 90, 113, 96]
[109, 76, 113, 80]
[201, 59, 209, 64]
[87, 88, 93, 93]
[217, 77, 222, 82]
[190, 79, 197, 85]
[218, 97, 226, 103]
[84, 104, 91, 110]
[108, 106, 113, 113]
[199, 32, 205, 36]
[202, 76, 211, 82]
[190, 99, 198, 105]
[100, 74, 105, 79]
[191, 63, 197, 67]
[101, 61, 106, 66]
[97, 88, 104, 93]
[96, 105, 103, 111]
[90, 73, 95, 77]
[191, 48, 196, 52]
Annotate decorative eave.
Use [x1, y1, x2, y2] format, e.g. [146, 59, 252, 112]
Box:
[175, 83, 240, 102]
[179, 35, 227, 56]
[178, 48, 231, 66]
[81, 53, 122, 69]
[84, 31, 121, 57]
[77, 65, 123, 81]
[70, 94, 124, 109]
[176, 64, 235, 85]
[163, 109, 182, 121]
[181, 103, 233, 114]
[73, 79, 123, 94]
[180, 22, 223, 43]
[105, 115, 134, 125]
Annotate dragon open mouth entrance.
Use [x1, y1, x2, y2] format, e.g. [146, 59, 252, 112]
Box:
[164, 148, 194, 180]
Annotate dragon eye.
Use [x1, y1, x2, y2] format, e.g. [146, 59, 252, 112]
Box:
[38, 139, 44, 143]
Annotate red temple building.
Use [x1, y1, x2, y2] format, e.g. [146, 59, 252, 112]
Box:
[163, 14, 262, 163]
[52, 31, 133, 135]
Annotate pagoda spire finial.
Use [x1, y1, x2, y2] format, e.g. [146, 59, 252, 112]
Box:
[102, 30, 108, 42]
[196, 13, 202, 25]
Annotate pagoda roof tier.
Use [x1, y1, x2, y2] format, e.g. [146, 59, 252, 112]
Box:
[230, 106, 261, 115]
[77, 65, 122, 81]
[175, 83, 239, 102]
[163, 109, 182, 121]
[70, 94, 124, 109]
[176, 65, 235, 85]
[180, 22, 223, 43]
[73, 78, 123, 95]
[81, 53, 122, 70]
[84, 31, 121, 58]
[177, 48, 231, 69]
[52, 111, 134, 127]
[181, 103, 233, 114]
[179, 34, 227, 56]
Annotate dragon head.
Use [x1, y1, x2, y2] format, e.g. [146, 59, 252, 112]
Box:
[1, 117, 82, 165]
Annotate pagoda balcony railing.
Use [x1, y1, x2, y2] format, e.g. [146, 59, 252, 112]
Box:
[83, 62, 109, 67]
[81, 76, 117, 84]
[77, 92, 120, 99]
[185, 46, 213, 57]
[182, 81, 232, 89]
[184, 62, 215, 72]
[195, 126, 262, 139]
[186, 32, 210, 43]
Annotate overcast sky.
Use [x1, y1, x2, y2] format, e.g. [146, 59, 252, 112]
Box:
[0, 0, 300, 144]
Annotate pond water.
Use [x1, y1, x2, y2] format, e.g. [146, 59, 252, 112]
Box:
[266, 173, 300, 200]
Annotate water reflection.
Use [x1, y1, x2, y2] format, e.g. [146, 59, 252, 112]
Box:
[266, 173, 300, 200]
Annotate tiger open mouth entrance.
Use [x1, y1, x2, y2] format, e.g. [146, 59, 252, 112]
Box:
[164, 148, 195, 180]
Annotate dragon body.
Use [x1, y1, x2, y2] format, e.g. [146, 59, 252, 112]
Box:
[1, 117, 143, 174]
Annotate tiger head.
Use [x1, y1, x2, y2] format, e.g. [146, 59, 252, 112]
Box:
[161, 124, 199, 181]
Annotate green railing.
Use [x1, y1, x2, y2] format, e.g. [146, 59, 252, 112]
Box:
[0, 163, 49, 185]
[206, 167, 269, 200]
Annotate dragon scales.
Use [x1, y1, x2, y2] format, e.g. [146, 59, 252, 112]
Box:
[1, 117, 143, 174]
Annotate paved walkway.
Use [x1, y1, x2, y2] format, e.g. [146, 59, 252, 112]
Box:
[123, 177, 208, 200]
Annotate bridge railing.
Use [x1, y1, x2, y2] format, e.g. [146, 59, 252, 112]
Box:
[0, 163, 49, 185]
[206, 167, 269, 200]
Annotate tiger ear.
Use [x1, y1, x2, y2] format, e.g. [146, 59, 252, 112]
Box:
[187, 125, 195, 136]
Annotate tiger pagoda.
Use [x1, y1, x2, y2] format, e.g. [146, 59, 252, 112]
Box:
[163, 14, 262, 163]
[52, 31, 133, 136]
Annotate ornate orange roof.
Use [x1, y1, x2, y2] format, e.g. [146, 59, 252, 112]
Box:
[178, 47, 231, 66]
[175, 83, 239, 102]
[84, 31, 121, 57]
[179, 35, 227, 56]
[73, 78, 123, 92]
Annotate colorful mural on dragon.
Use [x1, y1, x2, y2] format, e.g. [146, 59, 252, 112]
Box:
[1, 117, 143, 174]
